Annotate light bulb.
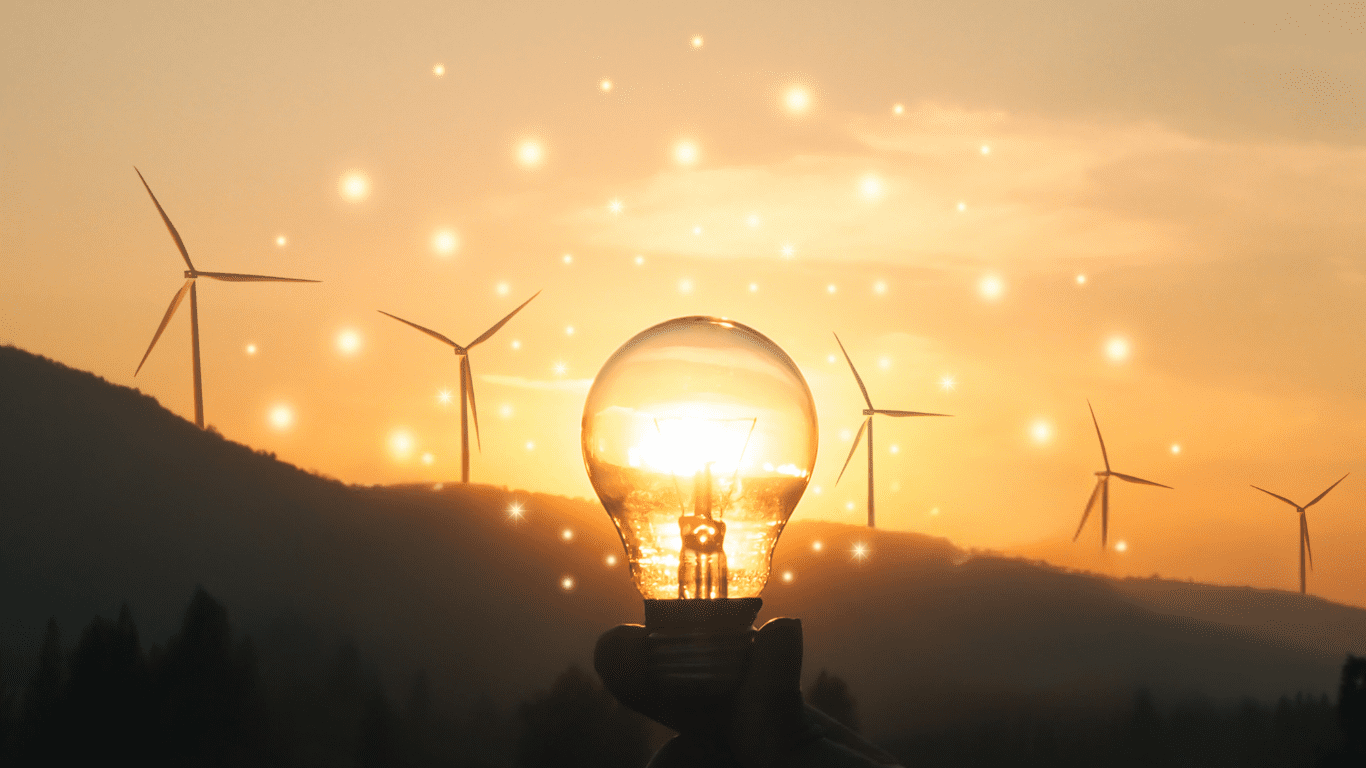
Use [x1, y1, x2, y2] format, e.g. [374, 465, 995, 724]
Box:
[583, 317, 818, 603]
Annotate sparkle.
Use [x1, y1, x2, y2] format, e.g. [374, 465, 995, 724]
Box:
[827, 283, 837, 294]
[878, 356, 890, 369]
[421, 452, 434, 465]
[245, 343, 257, 356]
[561, 576, 575, 591]
[496, 282, 510, 296]
[437, 389, 453, 405]
[511, 339, 521, 350]
[518, 140, 544, 167]
[634, 255, 645, 266]
[605, 554, 618, 566]
[781, 244, 795, 257]
[1105, 336, 1130, 363]
[432, 229, 459, 256]
[781, 570, 795, 583]
[565, 325, 575, 336]
[553, 361, 567, 375]
[874, 280, 887, 295]
[1031, 419, 1052, 444]
[1115, 540, 1128, 553]
[889, 444, 900, 454]
[1076, 274, 1088, 285]
[940, 375, 955, 391]
[845, 501, 855, 511]
[981, 145, 991, 155]
[1171, 443, 1182, 455]
[892, 103, 905, 115]
[508, 502, 524, 519]
[957, 201, 967, 212]
[691, 35, 704, 48]
[608, 199, 623, 214]
[339, 172, 369, 202]
[812, 540, 823, 551]
[525, 440, 536, 451]
[828, 354, 837, 364]
[336, 329, 362, 356]
[785, 86, 811, 113]
[600, 78, 613, 92]
[562, 253, 573, 264]
[499, 403, 514, 418]
[860, 175, 883, 199]
[433, 63, 445, 77]
[275, 235, 287, 247]
[389, 430, 415, 459]
[562, 528, 574, 542]
[674, 141, 699, 166]
[979, 274, 1005, 301]
[747, 214, 760, 227]
[693, 225, 702, 235]
[678, 278, 694, 294]
[748, 282, 759, 292]
[852, 543, 869, 562]
[268, 404, 293, 431]
[811, 485, 822, 495]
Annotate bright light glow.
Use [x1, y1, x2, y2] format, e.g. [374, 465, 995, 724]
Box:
[845, 501, 856, 511]
[609, 199, 622, 214]
[874, 280, 887, 295]
[1115, 540, 1128, 553]
[893, 103, 905, 115]
[749, 282, 759, 292]
[813, 540, 823, 551]
[1076, 274, 1088, 285]
[518, 141, 543, 167]
[827, 354, 837, 364]
[890, 444, 900, 454]
[275, 235, 286, 247]
[526, 440, 536, 450]
[561, 576, 575, 591]
[606, 554, 618, 566]
[1031, 419, 1052, 444]
[979, 274, 1005, 301]
[981, 145, 991, 155]
[511, 339, 522, 350]
[957, 201, 967, 212]
[634, 255, 645, 265]
[421, 452, 434, 465]
[747, 214, 760, 227]
[941, 375, 955, 391]
[437, 389, 452, 405]
[785, 87, 811, 113]
[389, 430, 415, 459]
[691, 35, 704, 48]
[781, 570, 795, 583]
[600, 78, 613, 92]
[562, 253, 573, 264]
[860, 175, 883, 199]
[268, 404, 293, 431]
[678, 278, 693, 294]
[674, 141, 699, 165]
[339, 172, 369, 202]
[1171, 443, 1182, 454]
[781, 244, 795, 257]
[562, 528, 574, 541]
[433, 63, 445, 76]
[878, 356, 890, 370]
[553, 362, 567, 375]
[852, 543, 869, 562]
[499, 403, 514, 418]
[508, 502, 524, 519]
[432, 229, 459, 256]
[496, 282, 510, 296]
[245, 343, 257, 356]
[811, 485, 822, 494]
[565, 326, 575, 335]
[336, 329, 362, 356]
[693, 225, 702, 235]
[827, 284, 837, 294]
[1106, 337, 1130, 363]
[628, 416, 760, 477]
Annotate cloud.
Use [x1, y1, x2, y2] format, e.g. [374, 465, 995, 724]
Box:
[480, 374, 592, 392]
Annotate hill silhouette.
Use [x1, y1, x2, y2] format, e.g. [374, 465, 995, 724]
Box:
[2, 344, 1363, 743]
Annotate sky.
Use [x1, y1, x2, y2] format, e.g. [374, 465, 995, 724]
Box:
[3, 0, 1365, 604]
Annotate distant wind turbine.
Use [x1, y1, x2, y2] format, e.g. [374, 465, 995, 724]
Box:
[133, 168, 320, 429]
[378, 291, 540, 483]
[1251, 473, 1349, 594]
[1073, 401, 1171, 549]
[833, 333, 950, 528]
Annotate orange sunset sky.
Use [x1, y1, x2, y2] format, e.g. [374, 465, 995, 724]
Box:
[2, 2, 1364, 604]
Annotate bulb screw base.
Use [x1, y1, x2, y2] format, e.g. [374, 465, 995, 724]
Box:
[643, 597, 762, 698]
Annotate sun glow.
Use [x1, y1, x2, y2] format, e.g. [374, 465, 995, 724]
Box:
[627, 416, 756, 477]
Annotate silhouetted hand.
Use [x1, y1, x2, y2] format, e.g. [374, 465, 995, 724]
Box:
[595, 618, 904, 768]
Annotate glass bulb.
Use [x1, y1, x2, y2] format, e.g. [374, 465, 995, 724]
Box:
[582, 316, 818, 601]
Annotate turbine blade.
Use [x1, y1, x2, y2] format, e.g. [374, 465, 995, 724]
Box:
[833, 333, 874, 410]
[1101, 477, 1110, 548]
[1302, 515, 1314, 571]
[1087, 400, 1110, 472]
[1251, 485, 1301, 509]
[873, 409, 953, 417]
[377, 311, 461, 349]
[1073, 479, 1103, 541]
[463, 357, 481, 452]
[1305, 473, 1349, 508]
[135, 280, 194, 375]
[467, 290, 541, 348]
[196, 271, 320, 283]
[1111, 472, 1173, 489]
[835, 419, 869, 486]
[134, 168, 194, 271]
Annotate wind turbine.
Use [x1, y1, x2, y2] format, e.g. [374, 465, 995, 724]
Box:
[1073, 401, 1172, 549]
[133, 168, 320, 429]
[1251, 473, 1349, 594]
[377, 291, 540, 483]
[833, 333, 950, 528]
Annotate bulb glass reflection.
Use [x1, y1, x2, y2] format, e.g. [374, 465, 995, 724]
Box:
[583, 317, 818, 600]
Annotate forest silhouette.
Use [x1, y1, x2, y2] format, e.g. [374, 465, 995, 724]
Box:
[3, 343, 1366, 764]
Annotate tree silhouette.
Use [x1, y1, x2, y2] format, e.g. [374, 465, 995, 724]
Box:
[517, 664, 649, 768]
[1339, 655, 1366, 763]
[21, 618, 64, 757]
[806, 669, 861, 734]
[63, 604, 150, 762]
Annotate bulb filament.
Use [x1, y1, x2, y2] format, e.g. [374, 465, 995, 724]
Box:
[679, 464, 728, 599]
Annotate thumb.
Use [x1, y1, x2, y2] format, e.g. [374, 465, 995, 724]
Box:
[731, 618, 821, 767]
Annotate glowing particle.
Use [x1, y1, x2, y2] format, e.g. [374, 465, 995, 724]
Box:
[874, 280, 887, 295]
[679, 278, 693, 294]
[892, 103, 904, 115]
[339, 172, 369, 202]
[979, 274, 1004, 301]
[1076, 274, 1087, 285]
[1171, 444, 1181, 455]
[674, 141, 699, 165]
[781, 570, 795, 583]
[421, 452, 434, 465]
[433, 483, 444, 491]
[496, 282, 510, 296]
[930, 507, 940, 516]
[845, 501, 855, 511]
[605, 554, 618, 566]
[275, 235, 287, 247]
[518, 141, 544, 167]
[600, 78, 613, 92]
[437, 389, 452, 405]
[827, 354, 837, 364]
[812, 540, 823, 552]
[432, 229, 459, 256]
[981, 145, 991, 155]
[609, 199, 622, 214]
[511, 339, 521, 350]
[389, 430, 414, 459]
[553, 362, 567, 375]
[957, 201, 967, 212]
[811, 485, 822, 495]
[889, 444, 900, 454]
[941, 375, 955, 391]
[852, 543, 869, 562]
[433, 63, 445, 77]
[508, 502, 524, 519]
[562, 528, 574, 542]
[889, 481, 901, 491]
[336, 329, 362, 356]
[561, 576, 575, 591]
[1031, 419, 1052, 444]
[860, 175, 883, 199]
[634, 255, 645, 265]
[878, 356, 890, 369]
[565, 325, 575, 336]
[749, 282, 759, 292]
[839, 428, 851, 441]
[499, 403, 514, 418]
[268, 404, 293, 431]
[691, 35, 704, 48]
[1106, 337, 1130, 363]
[562, 253, 573, 264]
[245, 343, 257, 356]
[693, 225, 702, 235]
[785, 87, 811, 113]
[1115, 540, 1128, 553]
[747, 214, 760, 227]
[526, 440, 536, 451]
[781, 244, 795, 257]
[827, 283, 837, 294]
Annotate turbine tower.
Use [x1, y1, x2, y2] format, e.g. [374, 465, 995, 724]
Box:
[378, 291, 540, 483]
[1251, 473, 1349, 594]
[1073, 401, 1171, 549]
[833, 333, 950, 528]
[133, 168, 320, 429]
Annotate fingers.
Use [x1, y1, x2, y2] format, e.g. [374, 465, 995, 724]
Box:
[732, 618, 821, 768]
[594, 624, 652, 712]
[749, 618, 804, 693]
